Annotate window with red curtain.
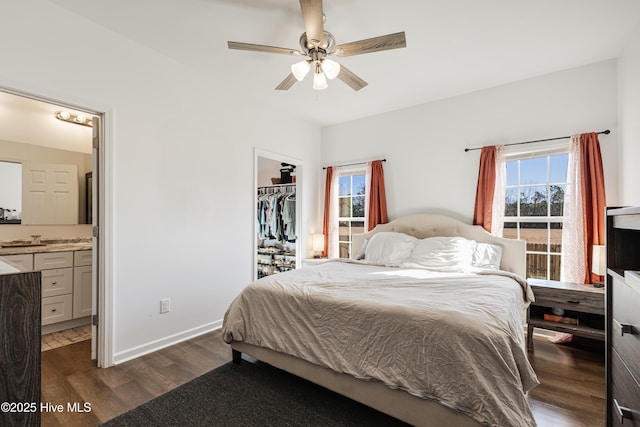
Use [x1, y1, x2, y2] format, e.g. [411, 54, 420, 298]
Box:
[323, 160, 388, 259]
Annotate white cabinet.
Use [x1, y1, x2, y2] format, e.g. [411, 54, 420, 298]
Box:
[2, 248, 92, 326]
[74, 250, 92, 267]
[1, 253, 34, 270]
[41, 268, 73, 298]
[42, 294, 73, 325]
[38, 252, 74, 325]
[35, 251, 73, 270]
[73, 250, 92, 319]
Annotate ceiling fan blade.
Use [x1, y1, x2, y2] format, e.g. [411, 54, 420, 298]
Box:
[336, 65, 368, 91]
[333, 31, 406, 57]
[228, 41, 302, 56]
[275, 73, 298, 90]
[299, 0, 324, 49]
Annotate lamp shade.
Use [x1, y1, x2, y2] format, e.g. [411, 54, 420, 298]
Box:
[291, 60, 311, 81]
[592, 245, 606, 276]
[321, 59, 340, 80]
[312, 234, 325, 252]
[313, 70, 328, 90]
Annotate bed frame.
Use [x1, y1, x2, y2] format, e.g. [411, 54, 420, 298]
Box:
[231, 213, 526, 427]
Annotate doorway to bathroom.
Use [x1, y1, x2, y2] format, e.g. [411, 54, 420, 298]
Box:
[0, 87, 104, 363]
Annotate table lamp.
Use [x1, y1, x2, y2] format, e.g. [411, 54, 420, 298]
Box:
[592, 245, 606, 288]
[312, 234, 325, 258]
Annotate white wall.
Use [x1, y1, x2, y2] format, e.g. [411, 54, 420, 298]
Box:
[0, 1, 321, 363]
[618, 23, 640, 206]
[322, 60, 619, 223]
[258, 157, 285, 187]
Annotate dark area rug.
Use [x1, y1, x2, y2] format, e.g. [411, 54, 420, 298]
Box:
[101, 360, 411, 427]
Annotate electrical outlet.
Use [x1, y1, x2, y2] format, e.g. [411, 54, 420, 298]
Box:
[160, 298, 171, 314]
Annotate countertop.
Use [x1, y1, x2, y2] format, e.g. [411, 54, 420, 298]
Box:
[0, 258, 22, 275]
[0, 239, 92, 256]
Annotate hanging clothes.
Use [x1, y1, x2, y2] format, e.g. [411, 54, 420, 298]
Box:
[282, 192, 296, 241]
[257, 186, 296, 242]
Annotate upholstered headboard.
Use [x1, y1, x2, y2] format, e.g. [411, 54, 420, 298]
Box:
[352, 214, 526, 278]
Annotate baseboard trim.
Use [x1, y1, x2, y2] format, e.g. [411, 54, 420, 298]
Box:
[113, 320, 223, 365]
[42, 316, 91, 335]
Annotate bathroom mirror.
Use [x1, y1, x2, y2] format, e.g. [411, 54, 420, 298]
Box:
[0, 144, 92, 225]
[0, 160, 22, 224]
[0, 90, 93, 225]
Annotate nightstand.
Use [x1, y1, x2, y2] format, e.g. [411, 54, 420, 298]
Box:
[302, 258, 328, 267]
[527, 279, 605, 351]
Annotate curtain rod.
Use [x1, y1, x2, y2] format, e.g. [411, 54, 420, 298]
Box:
[322, 159, 386, 170]
[464, 129, 611, 152]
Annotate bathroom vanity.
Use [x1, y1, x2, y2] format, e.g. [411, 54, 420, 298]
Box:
[0, 239, 92, 333]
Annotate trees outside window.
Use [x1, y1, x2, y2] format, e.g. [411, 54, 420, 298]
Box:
[338, 173, 365, 258]
[503, 154, 568, 280]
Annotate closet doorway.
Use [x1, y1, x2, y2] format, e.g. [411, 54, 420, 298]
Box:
[254, 149, 303, 281]
[0, 87, 105, 364]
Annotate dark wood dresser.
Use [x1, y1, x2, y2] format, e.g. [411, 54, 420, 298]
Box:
[0, 268, 41, 427]
[606, 206, 640, 427]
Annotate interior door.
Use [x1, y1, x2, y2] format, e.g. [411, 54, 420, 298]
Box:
[23, 163, 78, 224]
[90, 115, 100, 361]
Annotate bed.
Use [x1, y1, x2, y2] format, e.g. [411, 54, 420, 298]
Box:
[222, 214, 539, 426]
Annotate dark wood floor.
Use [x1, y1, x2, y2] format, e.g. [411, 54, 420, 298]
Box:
[527, 336, 605, 427]
[41, 331, 605, 427]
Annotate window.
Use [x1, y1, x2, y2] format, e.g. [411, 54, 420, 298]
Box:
[503, 154, 568, 280]
[338, 172, 366, 258]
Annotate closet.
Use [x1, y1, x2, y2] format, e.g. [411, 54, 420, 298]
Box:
[257, 184, 296, 278]
[256, 156, 298, 279]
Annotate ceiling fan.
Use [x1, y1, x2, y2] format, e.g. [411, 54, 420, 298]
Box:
[227, 0, 406, 91]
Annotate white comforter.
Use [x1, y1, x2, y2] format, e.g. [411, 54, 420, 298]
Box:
[222, 259, 539, 427]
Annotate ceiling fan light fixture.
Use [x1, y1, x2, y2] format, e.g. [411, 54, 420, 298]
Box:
[313, 69, 328, 91]
[227, 0, 407, 92]
[291, 60, 311, 81]
[321, 58, 340, 80]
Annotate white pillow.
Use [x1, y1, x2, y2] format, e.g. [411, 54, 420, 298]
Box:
[407, 236, 477, 269]
[364, 232, 417, 266]
[354, 238, 369, 260]
[472, 243, 503, 270]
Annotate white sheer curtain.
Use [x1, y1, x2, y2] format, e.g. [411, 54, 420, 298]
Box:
[561, 135, 585, 283]
[491, 145, 506, 237]
[327, 170, 340, 258]
[364, 162, 372, 231]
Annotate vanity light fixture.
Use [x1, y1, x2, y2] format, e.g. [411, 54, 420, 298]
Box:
[55, 111, 93, 127]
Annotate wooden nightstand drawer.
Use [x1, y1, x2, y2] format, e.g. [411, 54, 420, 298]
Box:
[611, 349, 640, 427]
[527, 279, 605, 350]
[533, 287, 604, 315]
[612, 274, 640, 382]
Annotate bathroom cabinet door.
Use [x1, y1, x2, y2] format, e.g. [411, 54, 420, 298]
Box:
[73, 265, 92, 318]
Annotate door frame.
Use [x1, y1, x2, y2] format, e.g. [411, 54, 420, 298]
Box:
[254, 148, 304, 281]
[0, 85, 112, 367]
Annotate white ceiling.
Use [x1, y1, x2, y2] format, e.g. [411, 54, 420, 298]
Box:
[3, 0, 640, 134]
[50, 0, 639, 127]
